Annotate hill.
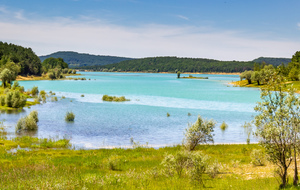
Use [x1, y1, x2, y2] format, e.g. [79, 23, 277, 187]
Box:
[79, 56, 256, 73]
[252, 57, 291, 66]
[39, 51, 133, 67]
[0, 42, 42, 75]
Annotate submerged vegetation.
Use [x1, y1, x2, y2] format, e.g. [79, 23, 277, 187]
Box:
[65, 111, 75, 122]
[15, 110, 39, 132]
[102, 95, 130, 102]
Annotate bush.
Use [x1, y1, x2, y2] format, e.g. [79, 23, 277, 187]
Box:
[161, 151, 191, 177]
[0, 95, 5, 106]
[65, 111, 75, 122]
[220, 121, 228, 131]
[16, 110, 39, 132]
[183, 115, 216, 151]
[167, 113, 170, 117]
[31, 86, 39, 96]
[250, 149, 267, 166]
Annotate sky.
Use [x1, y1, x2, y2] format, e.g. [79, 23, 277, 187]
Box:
[0, 0, 299, 61]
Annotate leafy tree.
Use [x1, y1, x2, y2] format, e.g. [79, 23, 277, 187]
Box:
[254, 72, 300, 188]
[251, 71, 262, 85]
[42, 57, 68, 73]
[289, 67, 300, 81]
[183, 115, 215, 151]
[240, 70, 253, 84]
[0, 68, 15, 87]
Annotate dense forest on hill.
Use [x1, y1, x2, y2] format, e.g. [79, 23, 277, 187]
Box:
[39, 51, 133, 67]
[78, 57, 256, 73]
[252, 57, 291, 66]
[0, 42, 41, 75]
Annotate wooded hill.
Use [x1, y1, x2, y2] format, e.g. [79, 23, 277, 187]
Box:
[77, 57, 255, 73]
[0, 42, 41, 75]
[77, 56, 292, 73]
[252, 57, 291, 66]
[39, 51, 133, 67]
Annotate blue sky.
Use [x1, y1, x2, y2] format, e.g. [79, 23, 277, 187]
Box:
[0, 0, 299, 60]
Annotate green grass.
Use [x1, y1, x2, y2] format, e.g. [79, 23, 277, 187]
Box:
[0, 136, 295, 189]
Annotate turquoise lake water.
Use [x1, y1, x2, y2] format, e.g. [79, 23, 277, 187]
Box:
[1, 72, 261, 148]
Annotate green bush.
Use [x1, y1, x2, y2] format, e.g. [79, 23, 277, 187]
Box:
[0, 95, 5, 106]
[31, 86, 39, 96]
[250, 149, 267, 166]
[220, 121, 228, 131]
[65, 111, 75, 122]
[16, 110, 39, 132]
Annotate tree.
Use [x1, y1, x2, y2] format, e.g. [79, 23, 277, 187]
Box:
[0, 68, 15, 87]
[251, 71, 262, 85]
[177, 71, 181, 78]
[240, 70, 253, 84]
[254, 72, 300, 188]
[183, 115, 215, 151]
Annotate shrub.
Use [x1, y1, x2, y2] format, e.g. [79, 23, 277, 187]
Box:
[15, 110, 39, 132]
[183, 115, 216, 151]
[81, 94, 84, 97]
[31, 86, 39, 96]
[250, 149, 267, 166]
[11, 90, 27, 108]
[220, 121, 228, 131]
[167, 113, 170, 117]
[65, 111, 75, 122]
[188, 151, 210, 186]
[207, 160, 222, 178]
[161, 151, 191, 177]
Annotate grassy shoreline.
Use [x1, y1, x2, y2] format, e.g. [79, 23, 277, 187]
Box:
[230, 80, 300, 93]
[0, 134, 293, 189]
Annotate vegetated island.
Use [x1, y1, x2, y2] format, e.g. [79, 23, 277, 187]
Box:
[102, 95, 130, 102]
[181, 74, 209, 79]
[231, 51, 300, 93]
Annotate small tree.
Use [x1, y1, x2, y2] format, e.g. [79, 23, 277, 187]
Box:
[251, 71, 262, 85]
[240, 70, 253, 84]
[183, 115, 216, 151]
[177, 71, 181, 78]
[0, 68, 15, 88]
[254, 72, 300, 188]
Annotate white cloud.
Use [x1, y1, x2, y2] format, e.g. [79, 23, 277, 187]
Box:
[0, 11, 298, 60]
[177, 15, 189, 21]
[298, 23, 300, 29]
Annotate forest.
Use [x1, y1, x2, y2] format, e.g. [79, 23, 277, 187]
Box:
[79, 56, 289, 73]
[0, 42, 42, 75]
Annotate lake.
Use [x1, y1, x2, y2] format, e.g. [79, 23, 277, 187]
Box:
[1, 72, 261, 148]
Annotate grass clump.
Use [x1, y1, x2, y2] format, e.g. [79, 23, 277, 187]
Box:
[102, 95, 130, 102]
[65, 111, 75, 122]
[15, 110, 39, 132]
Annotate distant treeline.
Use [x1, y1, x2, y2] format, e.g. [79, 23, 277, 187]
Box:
[252, 57, 291, 66]
[39, 51, 133, 67]
[77, 57, 259, 73]
[0, 42, 41, 75]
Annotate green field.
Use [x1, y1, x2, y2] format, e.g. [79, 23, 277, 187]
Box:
[1, 131, 296, 190]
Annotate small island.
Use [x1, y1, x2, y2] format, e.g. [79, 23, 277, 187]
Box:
[102, 95, 130, 102]
[181, 74, 208, 79]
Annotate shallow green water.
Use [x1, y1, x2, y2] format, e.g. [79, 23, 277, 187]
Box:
[1, 72, 260, 148]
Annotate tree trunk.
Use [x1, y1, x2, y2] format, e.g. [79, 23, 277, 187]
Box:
[247, 79, 251, 84]
[257, 80, 260, 85]
[280, 166, 288, 188]
[294, 147, 298, 186]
